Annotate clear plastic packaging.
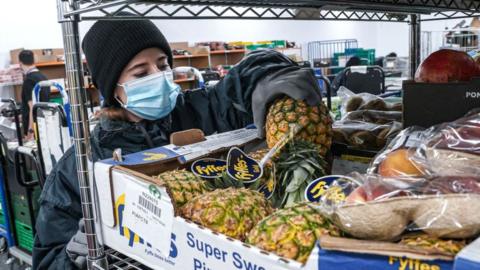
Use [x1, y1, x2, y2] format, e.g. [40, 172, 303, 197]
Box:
[333, 87, 403, 150]
[333, 118, 402, 150]
[338, 87, 402, 117]
[321, 173, 480, 241]
[369, 110, 480, 178]
[417, 110, 480, 177]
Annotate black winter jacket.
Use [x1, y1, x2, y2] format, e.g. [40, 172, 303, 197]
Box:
[32, 50, 316, 269]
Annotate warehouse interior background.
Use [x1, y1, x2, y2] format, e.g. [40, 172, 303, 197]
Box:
[0, 0, 466, 68]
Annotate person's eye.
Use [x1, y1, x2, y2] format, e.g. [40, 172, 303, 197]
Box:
[158, 64, 169, 71]
[134, 72, 148, 78]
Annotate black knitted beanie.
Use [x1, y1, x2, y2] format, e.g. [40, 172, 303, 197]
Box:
[82, 17, 172, 107]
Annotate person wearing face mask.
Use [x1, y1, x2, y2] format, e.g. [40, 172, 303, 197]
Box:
[33, 16, 324, 270]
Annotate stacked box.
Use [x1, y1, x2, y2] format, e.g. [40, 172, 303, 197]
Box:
[14, 220, 34, 252]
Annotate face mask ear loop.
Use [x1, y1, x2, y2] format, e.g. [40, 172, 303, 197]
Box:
[114, 96, 127, 108]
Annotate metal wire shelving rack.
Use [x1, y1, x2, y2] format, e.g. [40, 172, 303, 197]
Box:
[55, 0, 480, 269]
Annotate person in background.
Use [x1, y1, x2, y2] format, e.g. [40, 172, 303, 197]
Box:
[18, 50, 50, 140]
[375, 52, 397, 67]
[331, 55, 361, 96]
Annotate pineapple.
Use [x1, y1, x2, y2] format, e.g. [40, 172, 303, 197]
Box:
[181, 188, 273, 241]
[152, 170, 211, 208]
[247, 203, 341, 264]
[400, 234, 467, 256]
[266, 97, 333, 156]
[209, 142, 328, 209]
[274, 140, 328, 208]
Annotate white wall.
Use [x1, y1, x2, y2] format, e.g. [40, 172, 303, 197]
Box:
[0, 0, 468, 68]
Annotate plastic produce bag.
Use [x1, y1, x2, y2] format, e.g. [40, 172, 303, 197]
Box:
[369, 110, 480, 178]
[333, 120, 402, 150]
[417, 110, 480, 177]
[333, 87, 403, 151]
[338, 87, 402, 117]
[320, 173, 480, 241]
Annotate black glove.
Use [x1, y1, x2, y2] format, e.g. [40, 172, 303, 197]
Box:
[66, 219, 88, 269]
[252, 67, 323, 138]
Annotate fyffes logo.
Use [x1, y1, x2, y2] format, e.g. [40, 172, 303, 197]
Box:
[191, 158, 227, 178]
[226, 147, 262, 183]
[115, 193, 177, 258]
[305, 175, 358, 203]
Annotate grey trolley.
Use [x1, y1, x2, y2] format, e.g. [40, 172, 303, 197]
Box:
[56, 1, 480, 269]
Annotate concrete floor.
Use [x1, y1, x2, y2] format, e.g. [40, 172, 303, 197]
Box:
[0, 252, 30, 270]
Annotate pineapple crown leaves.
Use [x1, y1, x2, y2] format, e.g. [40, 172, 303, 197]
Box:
[275, 140, 328, 208]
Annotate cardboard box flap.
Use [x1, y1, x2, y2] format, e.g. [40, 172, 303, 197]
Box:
[98, 128, 258, 167]
[320, 236, 454, 261]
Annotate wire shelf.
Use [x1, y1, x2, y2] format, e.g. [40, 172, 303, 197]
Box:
[99, 249, 152, 270]
[68, 0, 480, 21]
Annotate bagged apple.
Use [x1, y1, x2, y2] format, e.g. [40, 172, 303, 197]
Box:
[367, 127, 428, 178]
[417, 110, 480, 177]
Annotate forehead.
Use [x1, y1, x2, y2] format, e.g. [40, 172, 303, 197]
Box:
[126, 47, 166, 67]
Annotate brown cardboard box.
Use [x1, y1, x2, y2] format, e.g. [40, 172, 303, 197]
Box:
[10, 48, 64, 64]
[169, 42, 189, 51]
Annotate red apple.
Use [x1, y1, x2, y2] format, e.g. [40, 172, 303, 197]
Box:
[415, 49, 480, 83]
[346, 184, 397, 203]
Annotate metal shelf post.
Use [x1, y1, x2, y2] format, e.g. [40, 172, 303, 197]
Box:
[409, 14, 421, 79]
[57, 0, 108, 269]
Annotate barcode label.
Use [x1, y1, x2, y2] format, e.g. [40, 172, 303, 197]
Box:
[139, 196, 161, 218]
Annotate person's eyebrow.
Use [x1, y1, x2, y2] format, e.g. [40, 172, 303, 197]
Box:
[157, 55, 167, 62]
[127, 62, 148, 72]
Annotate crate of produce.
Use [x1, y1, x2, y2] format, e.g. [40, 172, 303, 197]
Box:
[14, 220, 34, 253]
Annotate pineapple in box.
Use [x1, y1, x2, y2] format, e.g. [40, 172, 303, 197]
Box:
[181, 188, 273, 241]
[247, 204, 341, 264]
[266, 96, 333, 156]
[152, 170, 211, 208]
[210, 142, 328, 208]
[274, 140, 328, 208]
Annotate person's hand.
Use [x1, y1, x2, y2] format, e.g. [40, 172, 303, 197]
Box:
[252, 67, 323, 138]
[66, 219, 88, 269]
[23, 132, 34, 142]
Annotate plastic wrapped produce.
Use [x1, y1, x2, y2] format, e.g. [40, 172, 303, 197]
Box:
[321, 173, 480, 241]
[338, 87, 402, 117]
[419, 111, 480, 177]
[369, 110, 480, 178]
[333, 87, 403, 151]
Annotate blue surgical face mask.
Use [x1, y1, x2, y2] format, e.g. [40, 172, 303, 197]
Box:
[117, 71, 180, 121]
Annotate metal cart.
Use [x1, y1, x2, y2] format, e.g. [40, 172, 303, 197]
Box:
[55, 1, 480, 269]
[32, 81, 73, 179]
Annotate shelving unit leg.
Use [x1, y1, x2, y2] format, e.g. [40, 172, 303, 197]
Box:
[57, 0, 108, 269]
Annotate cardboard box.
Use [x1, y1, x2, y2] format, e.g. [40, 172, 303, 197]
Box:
[94, 128, 316, 270]
[318, 247, 454, 270]
[403, 79, 480, 128]
[10, 48, 64, 64]
[454, 237, 480, 270]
